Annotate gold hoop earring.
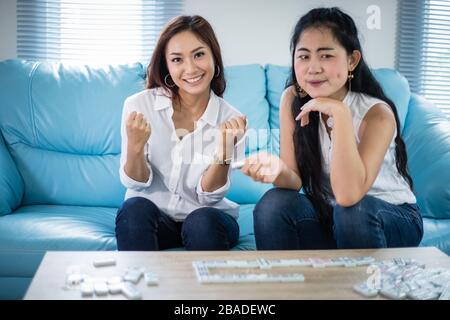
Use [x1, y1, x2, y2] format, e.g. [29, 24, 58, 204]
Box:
[348, 71, 354, 92]
[164, 74, 176, 88]
[295, 82, 308, 98]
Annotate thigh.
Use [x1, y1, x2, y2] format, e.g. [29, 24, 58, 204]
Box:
[334, 195, 424, 248]
[254, 188, 318, 223]
[376, 201, 423, 247]
[254, 188, 335, 249]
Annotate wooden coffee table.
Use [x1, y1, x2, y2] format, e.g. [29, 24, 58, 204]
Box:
[24, 247, 450, 300]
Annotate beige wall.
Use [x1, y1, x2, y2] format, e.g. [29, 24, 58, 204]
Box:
[184, 0, 397, 68]
[0, 0, 16, 60]
[0, 0, 397, 68]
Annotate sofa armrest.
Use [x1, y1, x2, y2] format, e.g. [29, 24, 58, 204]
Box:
[0, 132, 24, 215]
[402, 94, 450, 219]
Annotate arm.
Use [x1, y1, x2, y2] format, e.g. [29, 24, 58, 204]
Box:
[124, 145, 150, 183]
[274, 86, 303, 190]
[297, 98, 395, 206]
[119, 109, 153, 189]
[200, 164, 230, 193]
[241, 87, 302, 190]
[331, 103, 395, 206]
[200, 116, 247, 192]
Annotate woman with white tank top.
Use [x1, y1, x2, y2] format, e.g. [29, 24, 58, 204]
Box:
[241, 7, 423, 250]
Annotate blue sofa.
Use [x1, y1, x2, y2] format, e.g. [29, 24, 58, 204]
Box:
[0, 60, 449, 299]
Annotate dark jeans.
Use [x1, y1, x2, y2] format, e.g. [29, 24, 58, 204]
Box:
[115, 197, 239, 251]
[253, 188, 423, 250]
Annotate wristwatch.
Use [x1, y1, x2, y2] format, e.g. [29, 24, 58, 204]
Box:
[213, 152, 232, 166]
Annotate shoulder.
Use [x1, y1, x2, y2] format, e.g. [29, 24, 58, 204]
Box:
[280, 86, 296, 118]
[364, 102, 395, 126]
[281, 86, 296, 104]
[355, 93, 395, 123]
[123, 88, 166, 113]
[124, 88, 157, 105]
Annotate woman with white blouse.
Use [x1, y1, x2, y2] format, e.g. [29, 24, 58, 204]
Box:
[115, 16, 246, 251]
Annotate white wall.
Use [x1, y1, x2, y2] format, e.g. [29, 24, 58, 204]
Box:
[0, 0, 16, 60]
[184, 0, 397, 68]
[0, 0, 397, 68]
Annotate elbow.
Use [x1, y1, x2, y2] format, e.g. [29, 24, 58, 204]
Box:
[334, 192, 363, 208]
[331, 177, 366, 207]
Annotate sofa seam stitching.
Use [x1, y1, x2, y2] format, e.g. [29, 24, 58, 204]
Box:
[28, 62, 40, 147]
[9, 141, 120, 157]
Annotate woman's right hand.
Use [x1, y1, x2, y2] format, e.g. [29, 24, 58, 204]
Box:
[241, 152, 287, 184]
[126, 111, 151, 153]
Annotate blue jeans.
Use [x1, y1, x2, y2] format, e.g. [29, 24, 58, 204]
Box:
[253, 188, 423, 250]
[115, 197, 239, 251]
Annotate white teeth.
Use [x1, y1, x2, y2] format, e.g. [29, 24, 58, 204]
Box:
[185, 75, 203, 83]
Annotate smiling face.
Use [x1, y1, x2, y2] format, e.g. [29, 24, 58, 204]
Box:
[294, 27, 360, 100]
[165, 30, 215, 99]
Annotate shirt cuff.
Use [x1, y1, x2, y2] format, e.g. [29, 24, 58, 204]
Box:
[119, 165, 153, 191]
[196, 176, 230, 205]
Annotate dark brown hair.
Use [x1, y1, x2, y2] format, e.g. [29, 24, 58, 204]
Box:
[146, 15, 225, 99]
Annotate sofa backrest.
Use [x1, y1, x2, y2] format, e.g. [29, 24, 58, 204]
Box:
[0, 60, 144, 210]
[0, 133, 24, 215]
[402, 94, 450, 219]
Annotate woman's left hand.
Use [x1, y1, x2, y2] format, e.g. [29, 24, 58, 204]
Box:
[295, 97, 346, 127]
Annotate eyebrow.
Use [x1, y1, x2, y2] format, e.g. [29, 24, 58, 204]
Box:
[296, 47, 335, 52]
[169, 46, 205, 56]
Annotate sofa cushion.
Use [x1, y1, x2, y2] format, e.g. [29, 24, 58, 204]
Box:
[0, 133, 24, 216]
[265, 65, 411, 154]
[421, 217, 450, 255]
[234, 204, 257, 250]
[0, 205, 118, 251]
[0, 60, 145, 207]
[403, 94, 450, 220]
[224, 64, 270, 153]
[0, 204, 257, 252]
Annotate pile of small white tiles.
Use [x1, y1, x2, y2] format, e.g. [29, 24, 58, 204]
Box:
[353, 258, 450, 300]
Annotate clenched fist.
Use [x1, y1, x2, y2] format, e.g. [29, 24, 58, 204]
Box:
[126, 111, 151, 153]
[217, 116, 247, 161]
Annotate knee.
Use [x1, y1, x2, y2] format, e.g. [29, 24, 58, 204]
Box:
[183, 207, 223, 233]
[116, 197, 159, 225]
[333, 195, 380, 236]
[182, 208, 238, 250]
[254, 188, 299, 218]
[254, 188, 311, 224]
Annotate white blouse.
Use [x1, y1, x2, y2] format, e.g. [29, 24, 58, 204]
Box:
[319, 91, 416, 205]
[119, 88, 244, 221]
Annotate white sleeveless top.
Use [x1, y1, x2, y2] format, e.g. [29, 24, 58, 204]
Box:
[319, 91, 416, 205]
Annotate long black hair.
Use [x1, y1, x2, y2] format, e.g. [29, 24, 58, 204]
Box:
[288, 7, 413, 227]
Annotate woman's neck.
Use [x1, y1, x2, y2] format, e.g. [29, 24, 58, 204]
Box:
[329, 87, 349, 101]
[175, 90, 210, 120]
